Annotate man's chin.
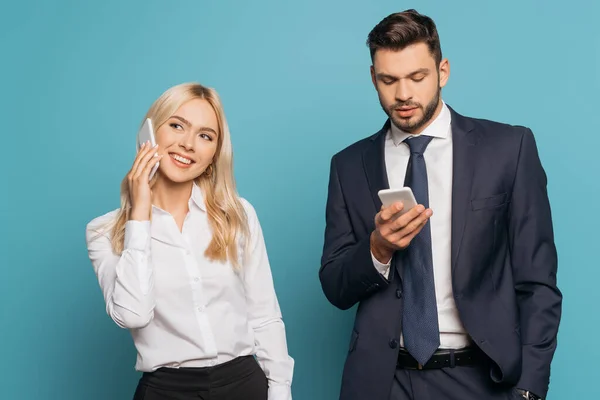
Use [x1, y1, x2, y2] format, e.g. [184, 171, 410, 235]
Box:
[391, 117, 423, 133]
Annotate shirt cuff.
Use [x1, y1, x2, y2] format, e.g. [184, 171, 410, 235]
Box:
[124, 220, 151, 252]
[371, 251, 391, 279]
[268, 383, 292, 400]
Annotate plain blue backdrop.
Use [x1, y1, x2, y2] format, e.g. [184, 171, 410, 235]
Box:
[1, 0, 598, 399]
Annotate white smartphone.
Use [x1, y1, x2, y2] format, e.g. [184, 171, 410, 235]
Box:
[378, 187, 418, 215]
[136, 118, 159, 181]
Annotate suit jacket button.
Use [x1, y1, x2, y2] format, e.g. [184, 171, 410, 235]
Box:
[389, 339, 398, 349]
[396, 289, 402, 298]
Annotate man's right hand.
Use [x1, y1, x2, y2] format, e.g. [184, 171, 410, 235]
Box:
[370, 202, 433, 264]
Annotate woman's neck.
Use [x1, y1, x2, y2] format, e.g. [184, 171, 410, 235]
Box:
[152, 178, 193, 217]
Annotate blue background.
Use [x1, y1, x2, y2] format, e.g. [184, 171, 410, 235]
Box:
[1, 1, 597, 399]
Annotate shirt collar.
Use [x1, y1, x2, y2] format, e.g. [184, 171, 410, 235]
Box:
[190, 181, 206, 211]
[390, 100, 452, 146]
[148, 182, 206, 249]
[152, 181, 206, 215]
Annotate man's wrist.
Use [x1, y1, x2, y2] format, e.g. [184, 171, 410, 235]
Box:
[370, 232, 393, 264]
[516, 389, 542, 400]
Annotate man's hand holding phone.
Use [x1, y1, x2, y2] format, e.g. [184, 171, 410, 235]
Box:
[370, 201, 433, 264]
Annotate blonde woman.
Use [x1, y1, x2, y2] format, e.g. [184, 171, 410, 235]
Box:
[85, 83, 294, 400]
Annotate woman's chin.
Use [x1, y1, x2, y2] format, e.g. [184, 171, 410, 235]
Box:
[157, 170, 199, 185]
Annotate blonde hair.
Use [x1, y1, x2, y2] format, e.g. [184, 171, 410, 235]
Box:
[110, 82, 249, 267]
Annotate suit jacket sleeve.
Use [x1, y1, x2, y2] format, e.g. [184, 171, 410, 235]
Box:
[319, 155, 390, 310]
[509, 128, 562, 398]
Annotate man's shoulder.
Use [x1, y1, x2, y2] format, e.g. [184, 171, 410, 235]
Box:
[334, 136, 372, 158]
[454, 108, 532, 140]
[331, 126, 385, 164]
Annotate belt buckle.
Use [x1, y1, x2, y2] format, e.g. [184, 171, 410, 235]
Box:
[417, 363, 423, 370]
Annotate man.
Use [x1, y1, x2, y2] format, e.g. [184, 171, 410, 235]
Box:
[319, 9, 561, 400]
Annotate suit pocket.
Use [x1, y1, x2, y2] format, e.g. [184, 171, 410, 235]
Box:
[471, 192, 509, 211]
[348, 329, 359, 353]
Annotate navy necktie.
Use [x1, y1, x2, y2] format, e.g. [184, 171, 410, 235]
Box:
[401, 135, 440, 366]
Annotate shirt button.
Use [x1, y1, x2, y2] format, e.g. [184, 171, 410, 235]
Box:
[194, 277, 200, 282]
[197, 305, 205, 312]
[389, 339, 398, 349]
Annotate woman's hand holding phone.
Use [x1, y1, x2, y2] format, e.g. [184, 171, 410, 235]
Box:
[128, 141, 163, 221]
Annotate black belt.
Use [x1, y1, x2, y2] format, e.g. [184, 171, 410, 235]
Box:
[396, 347, 487, 370]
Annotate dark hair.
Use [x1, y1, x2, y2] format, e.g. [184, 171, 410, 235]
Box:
[367, 9, 442, 65]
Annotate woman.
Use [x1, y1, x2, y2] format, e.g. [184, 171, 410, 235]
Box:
[85, 83, 294, 400]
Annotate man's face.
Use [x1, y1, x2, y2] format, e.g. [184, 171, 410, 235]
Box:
[371, 43, 449, 134]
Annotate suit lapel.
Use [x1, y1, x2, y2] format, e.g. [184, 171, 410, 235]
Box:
[449, 107, 479, 273]
[363, 120, 391, 211]
[363, 120, 406, 280]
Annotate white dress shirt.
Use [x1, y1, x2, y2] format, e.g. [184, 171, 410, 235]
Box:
[371, 101, 471, 349]
[86, 183, 294, 399]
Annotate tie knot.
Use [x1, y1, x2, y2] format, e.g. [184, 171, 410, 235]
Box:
[405, 135, 433, 155]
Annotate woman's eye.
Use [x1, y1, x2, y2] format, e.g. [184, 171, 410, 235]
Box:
[170, 123, 183, 130]
[200, 133, 213, 141]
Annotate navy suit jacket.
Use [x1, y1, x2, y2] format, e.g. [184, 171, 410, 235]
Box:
[319, 106, 562, 400]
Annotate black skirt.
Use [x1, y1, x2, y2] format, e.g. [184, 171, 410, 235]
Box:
[133, 356, 268, 400]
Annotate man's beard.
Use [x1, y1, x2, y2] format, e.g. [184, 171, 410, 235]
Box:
[381, 88, 441, 133]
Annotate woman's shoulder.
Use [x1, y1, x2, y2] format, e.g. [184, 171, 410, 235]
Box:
[238, 197, 255, 213]
[85, 209, 119, 242]
[238, 197, 260, 221]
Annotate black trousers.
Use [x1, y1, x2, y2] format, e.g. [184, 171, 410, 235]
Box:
[133, 356, 268, 400]
[390, 363, 523, 400]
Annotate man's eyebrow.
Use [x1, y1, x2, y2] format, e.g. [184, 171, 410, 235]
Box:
[376, 68, 431, 80]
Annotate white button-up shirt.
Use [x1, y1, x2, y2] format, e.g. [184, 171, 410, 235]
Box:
[86, 183, 294, 399]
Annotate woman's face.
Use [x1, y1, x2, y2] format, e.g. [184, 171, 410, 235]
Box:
[155, 98, 219, 184]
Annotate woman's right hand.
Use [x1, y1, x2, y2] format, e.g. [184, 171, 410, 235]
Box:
[128, 141, 163, 221]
